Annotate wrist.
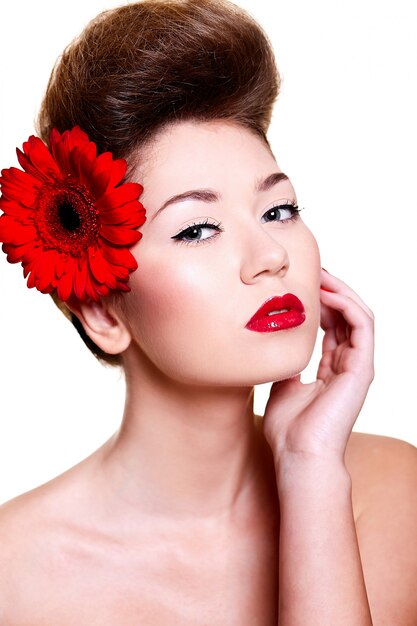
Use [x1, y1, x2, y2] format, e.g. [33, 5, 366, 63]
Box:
[275, 452, 351, 494]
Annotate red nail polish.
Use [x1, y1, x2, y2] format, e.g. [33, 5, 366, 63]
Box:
[321, 287, 333, 292]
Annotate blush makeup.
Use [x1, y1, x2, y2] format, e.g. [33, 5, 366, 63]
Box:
[245, 294, 306, 333]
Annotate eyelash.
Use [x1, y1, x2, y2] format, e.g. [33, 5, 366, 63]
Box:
[171, 203, 302, 246]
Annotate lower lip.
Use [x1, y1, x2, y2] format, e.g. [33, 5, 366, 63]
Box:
[245, 310, 306, 333]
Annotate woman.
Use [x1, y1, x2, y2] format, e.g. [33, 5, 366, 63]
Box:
[0, 0, 416, 623]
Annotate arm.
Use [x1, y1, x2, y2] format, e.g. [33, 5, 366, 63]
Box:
[263, 268, 375, 625]
[353, 435, 417, 625]
[276, 455, 372, 625]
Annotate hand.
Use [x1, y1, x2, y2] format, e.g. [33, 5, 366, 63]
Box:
[262, 268, 375, 465]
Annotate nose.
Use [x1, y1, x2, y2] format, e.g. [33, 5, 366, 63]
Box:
[240, 226, 290, 284]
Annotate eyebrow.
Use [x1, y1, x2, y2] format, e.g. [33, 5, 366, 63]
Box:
[149, 172, 290, 221]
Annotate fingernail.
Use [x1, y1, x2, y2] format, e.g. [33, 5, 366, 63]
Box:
[321, 287, 333, 292]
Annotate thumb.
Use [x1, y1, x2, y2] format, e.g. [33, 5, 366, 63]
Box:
[270, 373, 301, 391]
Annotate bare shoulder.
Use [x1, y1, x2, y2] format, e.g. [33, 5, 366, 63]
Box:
[346, 429, 417, 464]
[0, 464, 86, 548]
[345, 431, 417, 624]
[0, 466, 96, 622]
[0, 485, 52, 559]
[0, 488, 50, 620]
[0, 482, 64, 592]
[345, 431, 417, 512]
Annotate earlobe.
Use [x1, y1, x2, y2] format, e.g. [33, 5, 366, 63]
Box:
[66, 298, 132, 355]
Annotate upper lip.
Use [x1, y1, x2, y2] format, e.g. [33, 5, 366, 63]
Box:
[245, 294, 305, 325]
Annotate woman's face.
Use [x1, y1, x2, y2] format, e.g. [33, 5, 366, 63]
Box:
[121, 120, 321, 385]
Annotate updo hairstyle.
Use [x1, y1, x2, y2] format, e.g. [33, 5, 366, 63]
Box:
[36, 0, 281, 366]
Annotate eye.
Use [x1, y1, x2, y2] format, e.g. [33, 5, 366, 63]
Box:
[261, 202, 301, 224]
[171, 203, 302, 247]
[171, 218, 223, 246]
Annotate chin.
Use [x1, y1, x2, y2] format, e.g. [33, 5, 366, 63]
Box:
[254, 336, 318, 385]
[137, 317, 319, 388]
[248, 360, 312, 386]
[181, 350, 314, 388]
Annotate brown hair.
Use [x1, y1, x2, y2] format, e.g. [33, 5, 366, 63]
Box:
[37, 0, 281, 367]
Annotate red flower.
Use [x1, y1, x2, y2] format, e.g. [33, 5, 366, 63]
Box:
[0, 126, 146, 302]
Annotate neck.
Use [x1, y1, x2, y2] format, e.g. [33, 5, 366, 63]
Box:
[98, 350, 276, 522]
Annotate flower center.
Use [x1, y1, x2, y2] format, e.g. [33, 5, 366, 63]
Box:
[35, 179, 99, 255]
[58, 200, 81, 232]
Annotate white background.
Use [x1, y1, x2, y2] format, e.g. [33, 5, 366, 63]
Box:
[0, 0, 416, 504]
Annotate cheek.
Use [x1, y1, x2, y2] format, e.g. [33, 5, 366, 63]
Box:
[123, 253, 222, 378]
[297, 224, 320, 262]
[289, 226, 321, 329]
[305, 233, 322, 337]
[121, 226, 323, 385]
[291, 226, 321, 289]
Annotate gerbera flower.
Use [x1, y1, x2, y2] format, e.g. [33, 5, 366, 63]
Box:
[0, 126, 146, 302]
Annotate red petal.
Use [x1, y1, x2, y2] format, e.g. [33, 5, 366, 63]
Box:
[87, 246, 117, 287]
[99, 225, 142, 246]
[33, 250, 60, 292]
[68, 146, 83, 181]
[1, 166, 40, 190]
[50, 129, 72, 176]
[99, 199, 146, 221]
[100, 243, 138, 270]
[0, 197, 35, 219]
[2, 242, 27, 263]
[115, 211, 146, 229]
[18, 136, 61, 181]
[53, 253, 66, 279]
[22, 241, 42, 265]
[107, 159, 127, 189]
[23, 261, 31, 278]
[0, 183, 38, 209]
[49, 128, 61, 147]
[3, 241, 41, 265]
[0, 216, 37, 245]
[107, 263, 129, 280]
[99, 206, 145, 226]
[76, 142, 97, 187]
[90, 276, 110, 297]
[38, 282, 55, 295]
[56, 270, 74, 302]
[73, 256, 89, 300]
[60, 126, 90, 152]
[27, 269, 37, 289]
[84, 269, 101, 301]
[96, 183, 143, 210]
[0, 167, 41, 206]
[86, 152, 113, 199]
[115, 280, 131, 292]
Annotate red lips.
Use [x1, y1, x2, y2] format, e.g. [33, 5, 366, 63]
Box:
[245, 294, 306, 333]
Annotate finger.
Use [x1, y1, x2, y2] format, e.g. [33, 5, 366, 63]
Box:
[316, 348, 334, 382]
[320, 294, 340, 330]
[320, 288, 373, 343]
[320, 291, 347, 340]
[321, 269, 374, 320]
[321, 324, 338, 353]
[336, 319, 348, 344]
[320, 303, 348, 354]
[347, 325, 352, 342]
[269, 374, 302, 402]
[319, 288, 374, 371]
[320, 296, 349, 354]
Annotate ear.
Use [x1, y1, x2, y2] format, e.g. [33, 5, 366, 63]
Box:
[66, 298, 132, 355]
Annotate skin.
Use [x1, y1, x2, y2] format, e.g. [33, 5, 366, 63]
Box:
[1, 120, 417, 625]
[84, 119, 322, 521]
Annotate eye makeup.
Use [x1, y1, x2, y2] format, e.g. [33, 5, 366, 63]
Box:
[171, 202, 302, 246]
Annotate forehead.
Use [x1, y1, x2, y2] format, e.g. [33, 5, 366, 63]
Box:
[133, 120, 279, 193]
